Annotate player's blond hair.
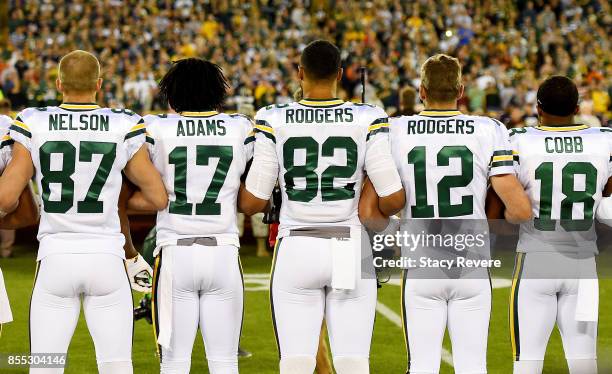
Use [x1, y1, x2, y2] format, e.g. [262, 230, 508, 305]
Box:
[420, 54, 462, 103]
[58, 50, 100, 93]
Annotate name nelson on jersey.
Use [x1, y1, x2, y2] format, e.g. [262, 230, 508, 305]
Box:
[49, 113, 110, 131]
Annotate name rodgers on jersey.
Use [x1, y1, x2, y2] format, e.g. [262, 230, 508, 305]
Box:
[406, 118, 475, 135]
[285, 107, 354, 124]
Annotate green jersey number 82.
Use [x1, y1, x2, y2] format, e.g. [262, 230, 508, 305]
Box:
[283, 136, 357, 202]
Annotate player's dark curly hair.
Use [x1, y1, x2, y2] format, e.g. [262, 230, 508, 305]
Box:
[159, 58, 229, 113]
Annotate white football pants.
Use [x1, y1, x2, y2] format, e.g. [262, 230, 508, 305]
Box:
[29, 253, 133, 374]
[402, 272, 491, 374]
[270, 236, 377, 373]
[153, 244, 243, 374]
[511, 252, 597, 372]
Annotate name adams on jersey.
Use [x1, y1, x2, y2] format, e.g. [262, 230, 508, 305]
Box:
[144, 111, 254, 255]
[9, 103, 146, 260]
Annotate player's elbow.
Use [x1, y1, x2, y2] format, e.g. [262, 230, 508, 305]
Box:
[0, 189, 18, 214]
[152, 193, 169, 211]
[378, 188, 406, 217]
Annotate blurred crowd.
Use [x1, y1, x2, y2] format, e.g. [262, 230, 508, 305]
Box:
[2, 0, 611, 128]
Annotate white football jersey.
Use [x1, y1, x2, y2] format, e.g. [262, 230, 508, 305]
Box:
[145, 111, 254, 252]
[254, 98, 399, 237]
[10, 103, 146, 260]
[510, 125, 612, 253]
[390, 110, 514, 219]
[0, 114, 12, 173]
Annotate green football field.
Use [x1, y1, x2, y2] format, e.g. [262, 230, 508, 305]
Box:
[1, 244, 611, 373]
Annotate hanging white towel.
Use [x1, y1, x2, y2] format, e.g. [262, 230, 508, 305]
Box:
[576, 278, 599, 322]
[157, 247, 174, 349]
[0, 267, 13, 324]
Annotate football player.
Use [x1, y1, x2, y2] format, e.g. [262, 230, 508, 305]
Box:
[362, 54, 531, 373]
[0, 105, 39, 230]
[508, 76, 609, 374]
[131, 58, 253, 374]
[240, 40, 405, 374]
[0, 50, 168, 374]
[0, 101, 39, 329]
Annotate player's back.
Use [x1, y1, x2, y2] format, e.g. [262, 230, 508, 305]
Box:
[10, 103, 146, 260]
[390, 110, 514, 219]
[255, 99, 389, 235]
[144, 111, 253, 250]
[510, 125, 612, 253]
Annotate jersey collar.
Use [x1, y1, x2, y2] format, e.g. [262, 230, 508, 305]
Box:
[419, 109, 462, 117]
[181, 111, 218, 117]
[535, 124, 589, 132]
[59, 103, 100, 111]
[299, 98, 344, 107]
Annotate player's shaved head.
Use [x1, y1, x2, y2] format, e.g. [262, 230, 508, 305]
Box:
[420, 54, 462, 103]
[159, 58, 229, 113]
[58, 50, 101, 93]
[300, 40, 341, 81]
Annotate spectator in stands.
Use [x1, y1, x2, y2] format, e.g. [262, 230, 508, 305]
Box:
[1, 0, 609, 128]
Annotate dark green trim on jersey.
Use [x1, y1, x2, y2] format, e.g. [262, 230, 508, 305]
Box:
[122, 259, 135, 346]
[28, 261, 41, 353]
[510, 252, 525, 361]
[253, 128, 276, 143]
[401, 270, 410, 373]
[491, 160, 514, 168]
[151, 254, 163, 362]
[492, 118, 505, 127]
[514, 155, 520, 164]
[238, 256, 245, 348]
[10, 124, 32, 138]
[492, 150, 513, 156]
[270, 237, 283, 358]
[366, 127, 389, 141]
[253, 121, 276, 143]
[509, 128, 527, 137]
[0, 138, 14, 149]
[244, 135, 255, 145]
[125, 128, 146, 141]
[146, 135, 155, 145]
[368, 117, 389, 126]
